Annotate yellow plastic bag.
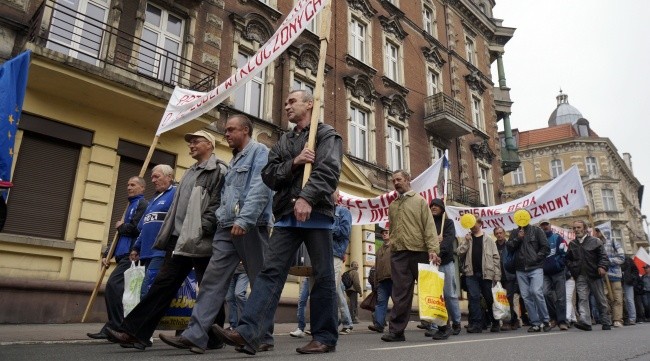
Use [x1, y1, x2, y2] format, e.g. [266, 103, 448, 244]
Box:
[418, 263, 448, 326]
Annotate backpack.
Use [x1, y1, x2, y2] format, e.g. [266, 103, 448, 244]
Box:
[543, 233, 565, 275]
[342, 270, 353, 289]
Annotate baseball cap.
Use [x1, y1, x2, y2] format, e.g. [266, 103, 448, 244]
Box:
[184, 130, 216, 149]
[539, 219, 550, 225]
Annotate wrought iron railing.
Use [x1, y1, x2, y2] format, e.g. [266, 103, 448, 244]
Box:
[424, 92, 466, 120]
[28, 1, 215, 92]
[447, 179, 484, 207]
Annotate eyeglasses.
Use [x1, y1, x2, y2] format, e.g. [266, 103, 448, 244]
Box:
[188, 139, 208, 146]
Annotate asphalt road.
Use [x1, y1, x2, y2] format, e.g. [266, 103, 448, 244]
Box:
[2, 322, 649, 361]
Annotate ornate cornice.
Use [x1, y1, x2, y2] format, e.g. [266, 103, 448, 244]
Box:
[343, 74, 380, 105]
[380, 76, 409, 96]
[229, 13, 273, 44]
[238, 0, 282, 21]
[344, 54, 377, 77]
[380, 93, 413, 121]
[379, 15, 408, 41]
[347, 0, 378, 20]
[470, 140, 496, 163]
[422, 46, 446, 68]
[288, 43, 320, 76]
[465, 70, 487, 94]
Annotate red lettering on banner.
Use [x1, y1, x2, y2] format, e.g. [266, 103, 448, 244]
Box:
[369, 208, 389, 223]
[354, 199, 367, 210]
[225, 76, 234, 89]
[255, 50, 264, 66]
[506, 196, 537, 212]
[367, 198, 381, 209]
[177, 94, 200, 106]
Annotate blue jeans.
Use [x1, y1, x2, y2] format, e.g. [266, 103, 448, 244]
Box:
[226, 272, 249, 327]
[465, 272, 495, 326]
[623, 284, 636, 322]
[374, 279, 392, 329]
[140, 256, 164, 299]
[334, 257, 353, 328]
[296, 278, 310, 331]
[236, 227, 338, 348]
[440, 261, 462, 324]
[517, 268, 549, 326]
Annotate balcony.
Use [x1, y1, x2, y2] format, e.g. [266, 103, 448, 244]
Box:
[424, 93, 472, 141]
[493, 86, 513, 118]
[28, 1, 215, 92]
[447, 180, 484, 207]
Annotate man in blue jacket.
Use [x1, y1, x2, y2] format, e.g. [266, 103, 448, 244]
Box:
[87, 176, 147, 340]
[159, 114, 274, 354]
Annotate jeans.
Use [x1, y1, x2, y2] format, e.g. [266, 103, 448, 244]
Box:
[439, 261, 461, 324]
[374, 279, 393, 329]
[465, 272, 494, 326]
[565, 278, 577, 322]
[543, 271, 566, 324]
[226, 272, 249, 327]
[296, 278, 310, 331]
[140, 256, 165, 299]
[576, 274, 611, 326]
[516, 268, 549, 326]
[334, 257, 352, 328]
[623, 284, 637, 322]
[236, 227, 338, 348]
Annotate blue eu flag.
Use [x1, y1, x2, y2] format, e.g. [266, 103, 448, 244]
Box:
[0, 50, 31, 188]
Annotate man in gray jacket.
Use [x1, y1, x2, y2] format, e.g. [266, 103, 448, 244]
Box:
[107, 130, 227, 350]
[158, 115, 274, 354]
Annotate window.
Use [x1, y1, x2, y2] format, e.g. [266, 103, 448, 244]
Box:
[430, 142, 444, 164]
[612, 229, 623, 247]
[387, 124, 403, 171]
[422, 6, 436, 37]
[465, 36, 476, 65]
[427, 68, 439, 96]
[478, 165, 492, 205]
[138, 3, 184, 84]
[602, 189, 616, 211]
[550, 159, 563, 178]
[385, 41, 400, 82]
[471, 96, 484, 130]
[47, 0, 109, 65]
[349, 106, 368, 160]
[293, 78, 314, 94]
[512, 165, 525, 185]
[234, 52, 265, 117]
[349, 18, 367, 62]
[586, 156, 598, 176]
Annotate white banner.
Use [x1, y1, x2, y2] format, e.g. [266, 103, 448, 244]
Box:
[446, 166, 588, 235]
[551, 225, 574, 241]
[339, 157, 444, 225]
[155, 0, 328, 135]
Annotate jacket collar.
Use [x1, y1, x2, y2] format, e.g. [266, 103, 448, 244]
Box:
[231, 139, 257, 165]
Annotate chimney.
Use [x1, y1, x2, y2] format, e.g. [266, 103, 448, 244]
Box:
[623, 153, 633, 173]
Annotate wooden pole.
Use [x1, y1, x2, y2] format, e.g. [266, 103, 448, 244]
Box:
[81, 135, 160, 322]
[301, 0, 332, 187]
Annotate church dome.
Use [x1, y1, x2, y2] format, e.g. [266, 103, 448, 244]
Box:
[548, 91, 583, 127]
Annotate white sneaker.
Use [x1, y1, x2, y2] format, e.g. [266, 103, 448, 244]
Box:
[613, 321, 623, 328]
[290, 328, 306, 338]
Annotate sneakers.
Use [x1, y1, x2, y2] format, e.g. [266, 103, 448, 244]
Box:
[574, 322, 592, 331]
[558, 323, 569, 331]
[339, 327, 353, 335]
[289, 328, 306, 338]
[452, 323, 462, 335]
[527, 325, 541, 333]
[431, 326, 452, 340]
[602, 324, 611, 330]
[304, 330, 312, 335]
[613, 321, 623, 328]
[381, 333, 405, 342]
[542, 322, 552, 332]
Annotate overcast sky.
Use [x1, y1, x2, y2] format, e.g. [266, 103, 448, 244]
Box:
[492, 0, 650, 222]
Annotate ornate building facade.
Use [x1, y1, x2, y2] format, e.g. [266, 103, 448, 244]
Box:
[502, 92, 646, 254]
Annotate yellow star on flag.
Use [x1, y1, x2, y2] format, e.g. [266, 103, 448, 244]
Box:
[9, 148, 13, 157]
[8, 131, 11, 139]
[8, 114, 14, 124]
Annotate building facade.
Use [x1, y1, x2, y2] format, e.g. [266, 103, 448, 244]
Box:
[502, 92, 646, 254]
[0, 0, 515, 322]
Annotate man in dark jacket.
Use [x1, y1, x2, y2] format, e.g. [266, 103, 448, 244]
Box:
[621, 256, 640, 324]
[212, 89, 342, 355]
[494, 226, 520, 330]
[427, 198, 461, 339]
[506, 211, 551, 332]
[566, 220, 612, 331]
[345, 261, 363, 325]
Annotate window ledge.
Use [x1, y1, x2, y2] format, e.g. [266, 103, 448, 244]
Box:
[0, 233, 75, 250]
[345, 55, 377, 77]
[380, 76, 409, 95]
[239, 0, 283, 21]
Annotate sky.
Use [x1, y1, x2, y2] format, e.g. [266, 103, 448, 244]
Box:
[491, 0, 650, 220]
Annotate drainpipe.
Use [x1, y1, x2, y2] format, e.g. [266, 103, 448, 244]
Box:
[496, 53, 516, 150]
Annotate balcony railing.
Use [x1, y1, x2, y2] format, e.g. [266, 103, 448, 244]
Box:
[447, 180, 484, 207]
[423, 93, 472, 140]
[424, 92, 465, 121]
[28, 1, 215, 92]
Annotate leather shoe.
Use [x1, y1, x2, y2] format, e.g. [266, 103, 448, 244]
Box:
[368, 325, 384, 333]
[86, 331, 108, 340]
[210, 324, 256, 355]
[105, 328, 147, 350]
[296, 340, 336, 354]
[159, 334, 205, 354]
[236, 343, 274, 353]
[381, 332, 405, 342]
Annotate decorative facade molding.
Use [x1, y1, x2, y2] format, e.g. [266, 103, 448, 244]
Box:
[347, 0, 378, 19]
[289, 43, 320, 75]
[470, 140, 496, 163]
[345, 54, 378, 76]
[343, 74, 380, 105]
[380, 93, 413, 121]
[465, 70, 487, 94]
[379, 15, 408, 41]
[380, 75, 409, 96]
[422, 46, 446, 68]
[238, 0, 282, 21]
[230, 13, 273, 44]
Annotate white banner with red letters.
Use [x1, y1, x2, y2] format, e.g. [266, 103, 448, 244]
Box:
[446, 166, 588, 235]
[156, 0, 328, 135]
[339, 157, 444, 225]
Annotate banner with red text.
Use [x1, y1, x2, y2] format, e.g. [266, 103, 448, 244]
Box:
[156, 0, 327, 135]
[446, 166, 588, 234]
[551, 225, 574, 241]
[339, 157, 444, 225]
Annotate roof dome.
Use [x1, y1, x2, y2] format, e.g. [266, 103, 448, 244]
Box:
[548, 91, 583, 127]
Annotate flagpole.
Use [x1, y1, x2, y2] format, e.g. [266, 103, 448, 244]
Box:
[82, 135, 159, 322]
[302, 0, 332, 187]
[439, 151, 450, 236]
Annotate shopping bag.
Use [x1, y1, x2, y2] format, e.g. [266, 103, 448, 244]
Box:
[360, 291, 378, 312]
[158, 269, 198, 330]
[288, 243, 312, 276]
[122, 261, 145, 317]
[491, 281, 511, 321]
[417, 263, 448, 326]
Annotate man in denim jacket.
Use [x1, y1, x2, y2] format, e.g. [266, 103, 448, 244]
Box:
[159, 115, 273, 354]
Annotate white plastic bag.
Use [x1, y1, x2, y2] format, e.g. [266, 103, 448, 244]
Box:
[122, 261, 145, 316]
[491, 281, 511, 321]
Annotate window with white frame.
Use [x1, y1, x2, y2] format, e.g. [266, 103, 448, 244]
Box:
[478, 164, 492, 205]
[550, 159, 563, 178]
[471, 95, 484, 130]
[349, 17, 367, 62]
[387, 124, 404, 171]
[422, 5, 437, 38]
[349, 105, 369, 160]
[430, 142, 444, 164]
[138, 3, 184, 84]
[586, 156, 598, 176]
[512, 165, 525, 185]
[234, 52, 265, 117]
[293, 77, 314, 94]
[47, 0, 110, 65]
[427, 68, 440, 96]
[611, 228, 623, 246]
[385, 40, 400, 82]
[602, 189, 616, 211]
[465, 36, 476, 65]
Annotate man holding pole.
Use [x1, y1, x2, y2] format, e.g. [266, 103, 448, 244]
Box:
[212, 89, 343, 355]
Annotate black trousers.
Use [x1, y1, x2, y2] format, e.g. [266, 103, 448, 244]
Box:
[389, 250, 429, 334]
[101, 256, 132, 332]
